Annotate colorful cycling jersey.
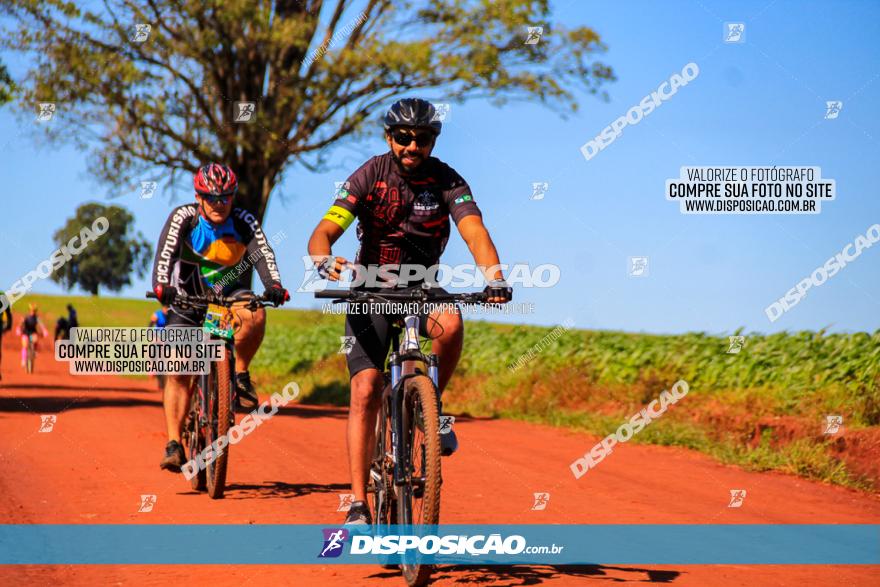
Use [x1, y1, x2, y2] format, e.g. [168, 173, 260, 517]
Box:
[151, 204, 282, 296]
[323, 152, 481, 267]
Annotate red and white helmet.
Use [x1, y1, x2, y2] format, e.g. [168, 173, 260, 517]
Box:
[194, 163, 238, 197]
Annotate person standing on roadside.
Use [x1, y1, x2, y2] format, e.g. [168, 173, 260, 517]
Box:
[66, 304, 78, 329]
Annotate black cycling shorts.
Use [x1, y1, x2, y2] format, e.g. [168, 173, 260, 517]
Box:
[343, 287, 460, 377]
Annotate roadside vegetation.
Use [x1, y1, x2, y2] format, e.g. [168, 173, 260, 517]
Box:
[19, 293, 879, 490]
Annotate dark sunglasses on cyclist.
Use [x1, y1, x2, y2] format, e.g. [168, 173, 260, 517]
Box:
[201, 194, 233, 205]
[391, 130, 435, 148]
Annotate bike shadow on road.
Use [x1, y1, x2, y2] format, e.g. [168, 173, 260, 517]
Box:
[0, 382, 157, 394]
[271, 400, 498, 425]
[0, 395, 159, 413]
[297, 383, 500, 423]
[223, 481, 351, 500]
[269, 404, 350, 419]
[371, 564, 680, 584]
[298, 380, 352, 407]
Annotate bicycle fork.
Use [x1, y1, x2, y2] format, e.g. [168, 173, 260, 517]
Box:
[388, 353, 441, 491]
[389, 352, 404, 487]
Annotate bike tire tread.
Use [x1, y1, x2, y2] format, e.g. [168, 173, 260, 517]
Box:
[206, 357, 232, 499]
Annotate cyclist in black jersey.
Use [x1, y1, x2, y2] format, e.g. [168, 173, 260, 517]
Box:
[151, 163, 291, 472]
[54, 316, 69, 341]
[307, 98, 512, 525]
[67, 304, 78, 329]
[0, 292, 11, 382]
[54, 305, 78, 341]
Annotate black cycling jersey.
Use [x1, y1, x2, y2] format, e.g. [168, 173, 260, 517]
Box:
[22, 315, 40, 336]
[323, 152, 482, 268]
[322, 153, 482, 377]
[151, 204, 282, 296]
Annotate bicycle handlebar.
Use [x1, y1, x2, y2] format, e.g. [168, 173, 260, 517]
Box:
[313, 288, 489, 304]
[146, 291, 278, 309]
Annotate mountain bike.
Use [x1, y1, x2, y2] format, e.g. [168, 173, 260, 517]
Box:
[147, 290, 276, 499]
[315, 287, 487, 586]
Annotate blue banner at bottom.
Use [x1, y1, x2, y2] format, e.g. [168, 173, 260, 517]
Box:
[0, 525, 876, 565]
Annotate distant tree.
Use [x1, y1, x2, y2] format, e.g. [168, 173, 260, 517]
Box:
[51, 203, 152, 295]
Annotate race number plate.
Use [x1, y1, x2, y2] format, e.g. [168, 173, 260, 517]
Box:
[203, 304, 234, 340]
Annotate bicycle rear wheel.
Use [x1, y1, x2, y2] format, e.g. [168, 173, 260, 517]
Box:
[206, 354, 233, 499]
[397, 374, 441, 587]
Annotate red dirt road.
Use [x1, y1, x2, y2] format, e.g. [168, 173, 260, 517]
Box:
[0, 333, 878, 586]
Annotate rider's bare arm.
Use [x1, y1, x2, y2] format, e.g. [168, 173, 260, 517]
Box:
[457, 215, 505, 283]
[307, 219, 349, 281]
[308, 158, 378, 280]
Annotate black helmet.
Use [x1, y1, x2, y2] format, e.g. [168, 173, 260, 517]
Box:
[383, 98, 442, 135]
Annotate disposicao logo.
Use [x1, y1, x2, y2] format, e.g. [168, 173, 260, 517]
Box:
[318, 528, 350, 558]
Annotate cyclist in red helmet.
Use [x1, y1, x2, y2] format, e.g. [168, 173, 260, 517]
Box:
[151, 163, 290, 473]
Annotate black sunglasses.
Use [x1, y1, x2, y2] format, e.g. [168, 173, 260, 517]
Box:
[391, 130, 435, 148]
[201, 194, 233, 204]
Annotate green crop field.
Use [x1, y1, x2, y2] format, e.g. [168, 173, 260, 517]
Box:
[13, 293, 880, 490]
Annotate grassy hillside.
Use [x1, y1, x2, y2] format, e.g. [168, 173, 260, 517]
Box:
[13, 293, 880, 490]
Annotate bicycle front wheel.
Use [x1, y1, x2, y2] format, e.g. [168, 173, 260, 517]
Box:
[186, 388, 207, 492]
[206, 354, 233, 499]
[397, 374, 441, 587]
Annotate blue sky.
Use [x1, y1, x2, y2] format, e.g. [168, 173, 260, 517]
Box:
[2, 0, 879, 335]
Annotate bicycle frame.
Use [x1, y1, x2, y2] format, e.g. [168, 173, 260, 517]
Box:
[318, 287, 490, 584]
[385, 314, 440, 488]
[148, 289, 273, 497]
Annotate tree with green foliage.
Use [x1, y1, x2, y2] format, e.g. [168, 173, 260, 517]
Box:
[0, 0, 614, 221]
[0, 60, 14, 105]
[52, 203, 153, 296]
